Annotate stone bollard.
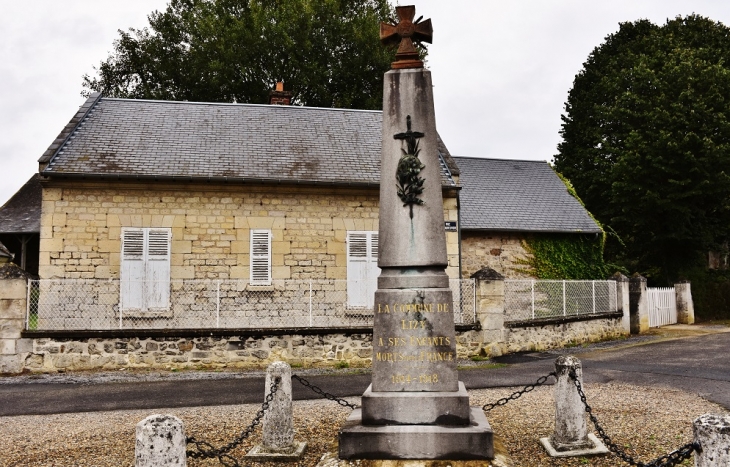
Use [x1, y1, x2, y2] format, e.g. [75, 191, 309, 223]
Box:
[694, 413, 730, 466]
[135, 414, 186, 467]
[540, 356, 609, 457]
[245, 361, 306, 461]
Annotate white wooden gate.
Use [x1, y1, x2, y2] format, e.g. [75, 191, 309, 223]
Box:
[647, 287, 677, 327]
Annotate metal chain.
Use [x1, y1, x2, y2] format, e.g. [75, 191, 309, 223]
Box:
[292, 374, 359, 409]
[568, 369, 700, 467]
[186, 376, 281, 467]
[482, 371, 557, 411]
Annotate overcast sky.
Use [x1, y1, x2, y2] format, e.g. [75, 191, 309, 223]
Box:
[2, 0, 730, 204]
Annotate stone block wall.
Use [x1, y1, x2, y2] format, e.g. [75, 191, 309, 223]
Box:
[460, 231, 532, 279]
[0, 264, 33, 373]
[19, 330, 486, 373]
[39, 181, 460, 281]
[502, 317, 626, 354]
[469, 268, 631, 357]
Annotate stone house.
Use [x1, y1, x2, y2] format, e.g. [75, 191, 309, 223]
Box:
[12, 92, 600, 315]
[35, 92, 461, 313]
[0, 93, 616, 373]
[454, 156, 602, 278]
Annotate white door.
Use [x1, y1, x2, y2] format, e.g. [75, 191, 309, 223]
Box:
[120, 228, 171, 311]
[346, 231, 379, 308]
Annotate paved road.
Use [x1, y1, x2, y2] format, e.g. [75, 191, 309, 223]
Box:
[1, 331, 728, 416]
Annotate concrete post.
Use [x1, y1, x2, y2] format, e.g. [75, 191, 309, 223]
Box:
[0, 264, 32, 374]
[609, 272, 631, 334]
[629, 274, 649, 334]
[552, 356, 589, 449]
[471, 267, 506, 353]
[262, 361, 293, 449]
[675, 281, 695, 325]
[245, 361, 306, 460]
[135, 414, 186, 467]
[540, 356, 608, 457]
[693, 413, 730, 466]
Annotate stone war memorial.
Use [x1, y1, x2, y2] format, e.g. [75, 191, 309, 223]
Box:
[338, 5, 494, 460]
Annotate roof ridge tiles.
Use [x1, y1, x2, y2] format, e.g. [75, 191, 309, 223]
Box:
[102, 97, 383, 114]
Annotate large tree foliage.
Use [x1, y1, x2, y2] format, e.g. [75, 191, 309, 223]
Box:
[83, 0, 399, 109]
[554, 15, 730, 283]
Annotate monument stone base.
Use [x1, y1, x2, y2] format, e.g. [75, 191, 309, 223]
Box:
[339, 407, 493, 460]
[361, 382, 471, 425]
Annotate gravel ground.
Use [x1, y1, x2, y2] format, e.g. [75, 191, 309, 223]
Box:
[0, 381, 726, 467]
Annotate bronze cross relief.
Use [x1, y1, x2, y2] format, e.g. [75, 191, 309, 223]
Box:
[380, 5, 432, 69]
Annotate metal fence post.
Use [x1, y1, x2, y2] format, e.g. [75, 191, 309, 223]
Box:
[216, 280, 220, 328]
[563, 280, 566, 316]
[25, 280, 31, 330]
[531, 280, 535, 319]
[472, 279, 477, 324]
[309, 281, 313, 327]
[592, 281, 596, 314]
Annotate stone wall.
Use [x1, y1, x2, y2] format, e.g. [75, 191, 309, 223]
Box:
[39, 180, 461, 281]
[502, 317, 626, 354]
[0, 264, 33, 373]
[460, 231, 532, 279]
[469, 268, 631, 357]
[18, 330, 487, 373]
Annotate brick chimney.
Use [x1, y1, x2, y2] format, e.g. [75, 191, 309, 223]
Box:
[268, 81, 292, 105]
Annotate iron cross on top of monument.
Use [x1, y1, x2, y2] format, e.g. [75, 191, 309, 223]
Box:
[380, 5, 432, 69]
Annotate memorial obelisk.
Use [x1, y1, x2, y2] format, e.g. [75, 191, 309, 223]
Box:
[338, 5, 493, 460]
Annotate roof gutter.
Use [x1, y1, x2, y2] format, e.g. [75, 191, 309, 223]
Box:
[39, 171, 461, 191]
[461, 227, 603, 234]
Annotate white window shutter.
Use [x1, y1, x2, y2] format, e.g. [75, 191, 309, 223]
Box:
[120, 228, 171, 312]
[145, 229, 171, 309]
[347, 231, 380, 308]
[121, 228, 145, 311]
[122, 229, 144, 260]
[250, 229, 272, 285]
[347, 232, 368, 261]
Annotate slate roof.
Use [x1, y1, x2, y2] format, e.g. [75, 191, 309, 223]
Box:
[0, 174, 42, 234]
[453, 156, 601, 233]
[40, 93, 457, 187]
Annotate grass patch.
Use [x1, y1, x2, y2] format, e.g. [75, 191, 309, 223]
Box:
[335, 361, 350, 369]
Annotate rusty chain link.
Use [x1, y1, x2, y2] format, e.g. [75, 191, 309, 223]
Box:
[292, 374, 359, 409]
[186, 376, 281, 467]
[482, 371, 557, 411]
[569, 369, 700, 467]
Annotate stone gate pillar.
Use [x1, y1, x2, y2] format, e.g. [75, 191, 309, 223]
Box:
[609, 272, 631, 334]
[629, 274, 649, 334]
[675, 281, 695, 325]
[472, 267, 506, 351]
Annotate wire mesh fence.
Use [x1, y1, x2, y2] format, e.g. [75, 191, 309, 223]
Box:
[504, 280, 617, 323]
[27, 278, 475, 331]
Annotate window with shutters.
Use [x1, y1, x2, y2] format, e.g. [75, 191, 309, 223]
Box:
[346, 231, 379, 308]
[250, 229, 272, 285]
[120, 228, 171, 312]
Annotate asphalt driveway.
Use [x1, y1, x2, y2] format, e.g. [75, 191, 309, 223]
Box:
[1, 326, 728, 416]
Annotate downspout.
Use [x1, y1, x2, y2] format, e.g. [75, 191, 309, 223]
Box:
[457, 191, 463, 279]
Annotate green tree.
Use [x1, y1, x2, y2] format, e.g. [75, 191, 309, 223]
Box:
[554, 15, 730, 284]
[82, 0, 400, 109]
